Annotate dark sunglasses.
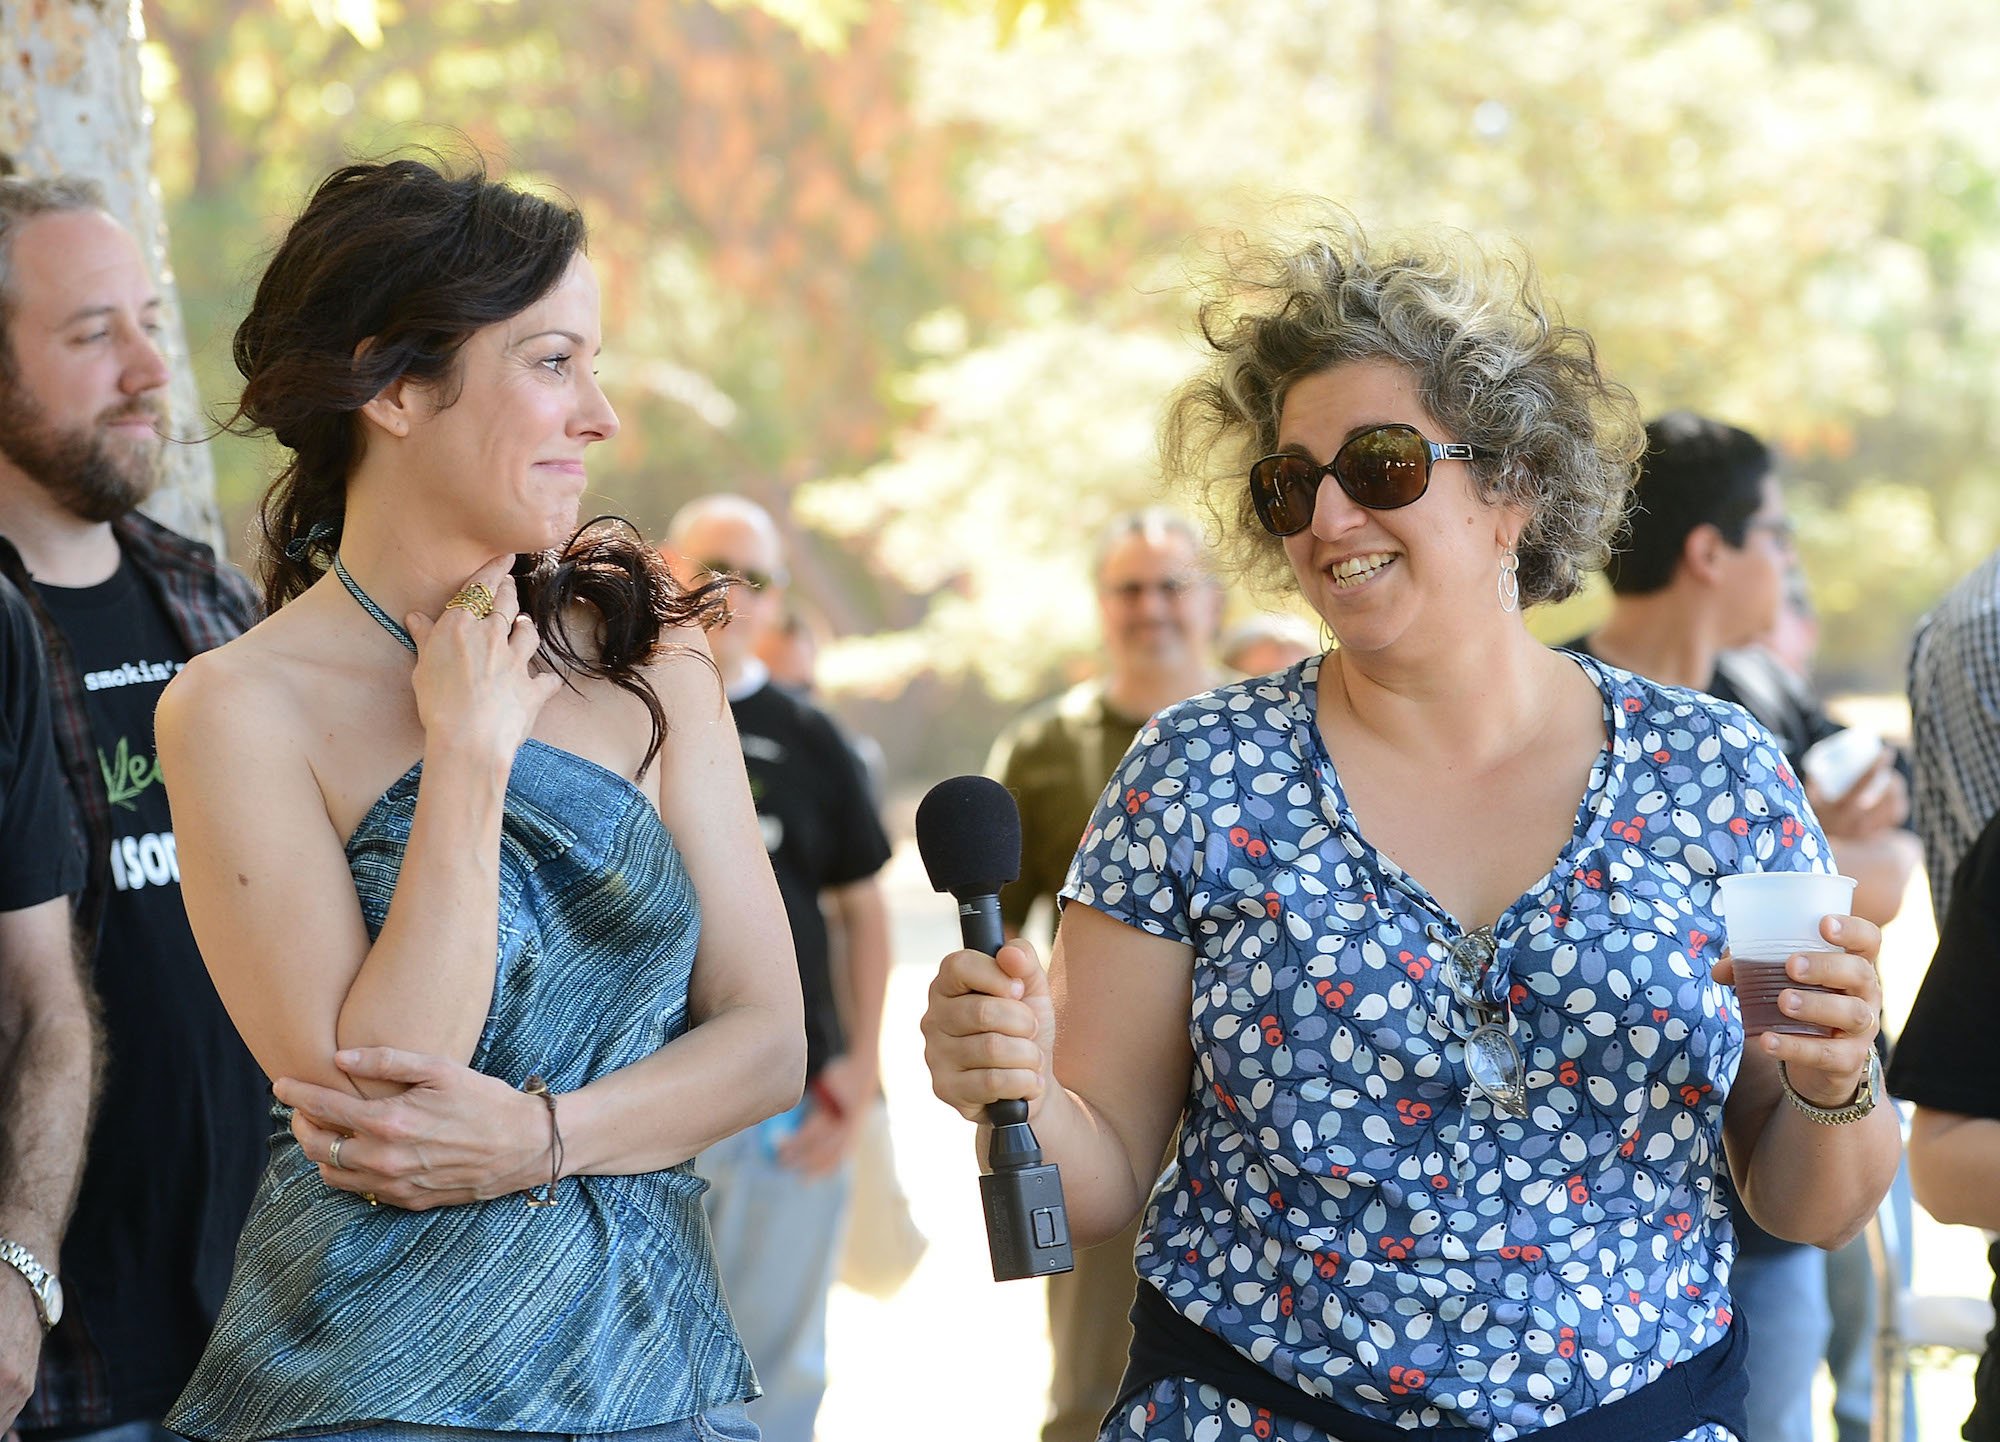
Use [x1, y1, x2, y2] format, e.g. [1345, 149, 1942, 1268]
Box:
[698, 559, 785, 591]
[1248, 424, 1485, 537]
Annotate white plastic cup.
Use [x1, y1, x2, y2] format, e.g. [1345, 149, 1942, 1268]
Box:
[1716, 871, 1857, 1038]
[1716, 871, 1858, 950]
[1801, 728, 1885, 801]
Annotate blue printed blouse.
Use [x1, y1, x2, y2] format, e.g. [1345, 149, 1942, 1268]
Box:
[1063, 652, 1828, 1442]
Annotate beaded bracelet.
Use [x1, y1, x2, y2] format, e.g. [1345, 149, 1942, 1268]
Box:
[521, 1074, 563, 1207]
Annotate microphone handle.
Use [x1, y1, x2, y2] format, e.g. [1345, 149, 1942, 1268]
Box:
[950, 886, 1073, 1280]
[953, 892, 1031, 1130]
[955, 891, 1005, 958]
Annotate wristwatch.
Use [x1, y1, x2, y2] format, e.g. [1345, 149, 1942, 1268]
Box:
[0, 1237, 63, 1331]
[1778, 1048, 1881, 1125]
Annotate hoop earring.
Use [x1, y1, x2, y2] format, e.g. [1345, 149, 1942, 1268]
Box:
[1318, 617, 1334, 653]
[1498, 549, 1520, 614]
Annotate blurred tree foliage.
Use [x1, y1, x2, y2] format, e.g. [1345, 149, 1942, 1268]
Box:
[810, 0, 2000, 699]
[144, 0, 1014, 638]
[146, 0, 2000, 751]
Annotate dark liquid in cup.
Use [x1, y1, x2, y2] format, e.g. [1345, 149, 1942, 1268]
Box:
[1734, 953, 1837, 1038]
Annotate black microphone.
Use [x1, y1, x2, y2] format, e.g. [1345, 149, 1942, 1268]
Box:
[915, 775, 1074, 1282]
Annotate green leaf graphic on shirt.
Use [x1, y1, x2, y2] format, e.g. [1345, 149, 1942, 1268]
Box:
[99, 737, 161, 811]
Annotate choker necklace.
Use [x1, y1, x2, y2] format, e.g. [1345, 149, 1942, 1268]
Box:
[332, 556, 417, 654]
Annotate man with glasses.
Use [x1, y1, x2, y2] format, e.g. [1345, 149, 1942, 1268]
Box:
[986, 507, 1223, 1442]
[1575, 410, 1919, 1442]
[662, 495, 892, 1442]
[1577, 412, 1917, 919]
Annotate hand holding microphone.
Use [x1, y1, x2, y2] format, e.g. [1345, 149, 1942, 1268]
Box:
[916, 776, 1074, 1281]
[922, 942, 1055, 1123]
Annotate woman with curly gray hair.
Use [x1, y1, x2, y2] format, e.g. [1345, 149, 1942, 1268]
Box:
[924, 213, 1898, 1442]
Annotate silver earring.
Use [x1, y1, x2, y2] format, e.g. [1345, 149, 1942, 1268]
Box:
[1498, 549, 1520, 614]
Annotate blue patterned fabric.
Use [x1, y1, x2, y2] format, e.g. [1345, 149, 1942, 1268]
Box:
[1063, 652, 1828, 1442]
[167, 740, 754, 1441]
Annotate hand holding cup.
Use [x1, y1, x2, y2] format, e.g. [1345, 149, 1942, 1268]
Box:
[1713, 870, 1882, 1107]
[1803, 730, 1907, 837]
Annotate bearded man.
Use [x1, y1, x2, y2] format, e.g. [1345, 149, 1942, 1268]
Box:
[0, 176, 264, 1442]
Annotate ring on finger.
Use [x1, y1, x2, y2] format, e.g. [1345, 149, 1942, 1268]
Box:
[329, 1135, 347, 1170]
[444, 582, 497, 619]
[363, 1192, 379, 1207]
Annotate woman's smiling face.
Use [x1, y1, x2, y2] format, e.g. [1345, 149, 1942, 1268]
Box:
[394, 252, 620, 555]
[1276, 359, 1518, 658]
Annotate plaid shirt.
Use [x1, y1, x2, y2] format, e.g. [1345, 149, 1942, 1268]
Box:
[0, 509, 259, 1432]
[1909, 549, 2000, 914]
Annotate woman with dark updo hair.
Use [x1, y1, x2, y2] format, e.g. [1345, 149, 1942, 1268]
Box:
[156, 158, 799, 1442]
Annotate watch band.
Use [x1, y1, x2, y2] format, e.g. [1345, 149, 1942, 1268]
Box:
[1777, 1048, 1880, 1125]
[0, 1236, 57, 1328]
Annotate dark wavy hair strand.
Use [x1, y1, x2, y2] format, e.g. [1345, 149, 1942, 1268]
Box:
[523, 517, 727, 778]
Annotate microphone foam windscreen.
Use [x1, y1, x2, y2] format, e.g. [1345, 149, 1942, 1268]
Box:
[915, 775, 1023, 896]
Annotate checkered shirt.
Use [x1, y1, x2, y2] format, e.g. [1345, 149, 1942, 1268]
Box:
[1908, 549, 2000, 913]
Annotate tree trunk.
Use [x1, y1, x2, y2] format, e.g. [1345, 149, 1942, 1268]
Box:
[0, 0, 222, 552]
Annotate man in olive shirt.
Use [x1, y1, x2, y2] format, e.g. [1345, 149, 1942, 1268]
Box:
[986, 507, 1223, 1442]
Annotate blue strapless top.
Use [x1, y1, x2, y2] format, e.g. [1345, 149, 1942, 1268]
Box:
[167, 740, 754, 1440]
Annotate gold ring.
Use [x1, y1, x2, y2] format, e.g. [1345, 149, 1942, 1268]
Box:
[444, 582, 496, 619]
[363, 1192, 379, 1207]
[328, 1136, 347, 1170]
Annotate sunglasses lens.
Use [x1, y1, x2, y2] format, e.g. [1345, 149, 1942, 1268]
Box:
[1465, 1022, 1528, 1118]
[1250, 455, 1320, 536]
[1336, 426, 1430, 509]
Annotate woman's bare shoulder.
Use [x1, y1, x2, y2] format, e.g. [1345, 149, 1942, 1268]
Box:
[643, 622, 726, 715]
[546, 607, 722, 713]
[159, 611, 318, 757]
[520, 609, 723, 789]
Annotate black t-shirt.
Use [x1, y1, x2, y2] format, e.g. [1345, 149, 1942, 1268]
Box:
[1706, 649, 1844, 770]
[730, 679, 892, 1078]
[1887, 811, 2000, 1442]
[34, 562, 268, 1425]
[0, 577, 84, 909]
